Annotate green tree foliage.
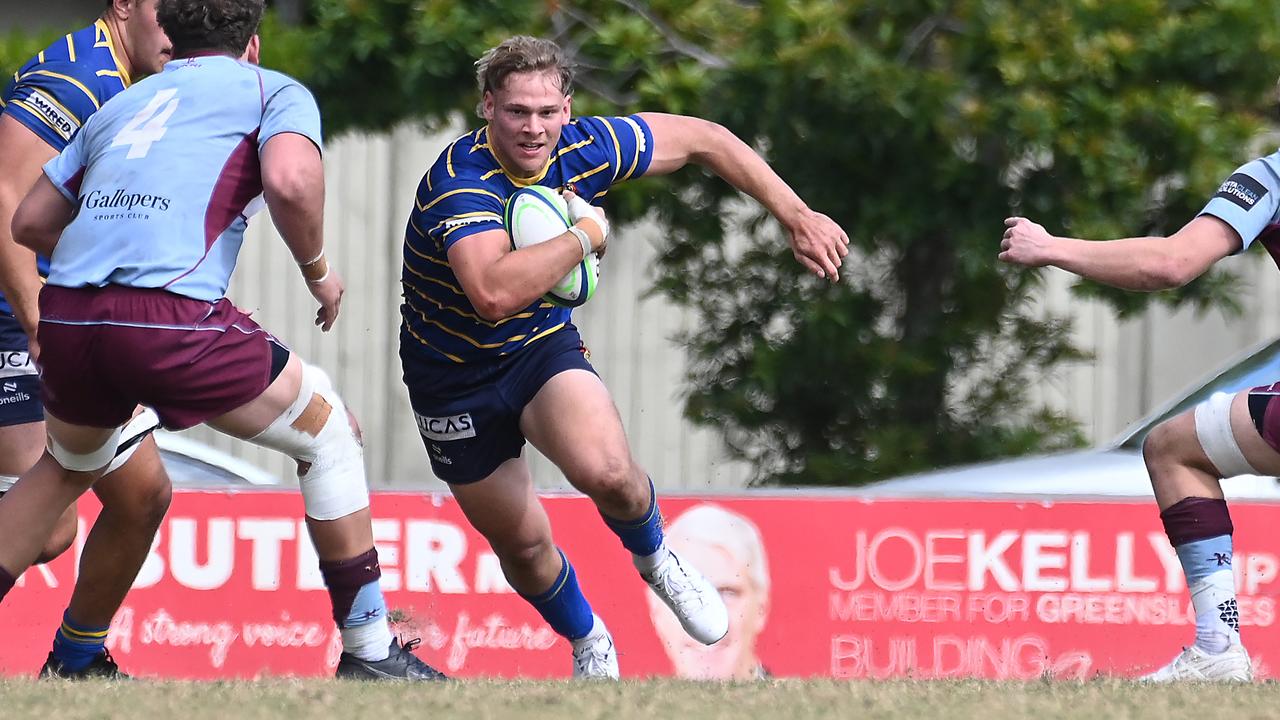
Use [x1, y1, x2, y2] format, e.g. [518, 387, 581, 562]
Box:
[0, 29, 57, 80]
[605, 0, 1280, 484]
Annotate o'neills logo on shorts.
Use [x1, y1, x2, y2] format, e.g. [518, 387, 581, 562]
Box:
[414, 412, 477, 441]
[83, 188, 172, 212]
[1215, 173, 1268, 211]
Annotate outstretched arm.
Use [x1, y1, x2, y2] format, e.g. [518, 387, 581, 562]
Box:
[637, 112, 849, 281]
[998, 215, 1241, 291]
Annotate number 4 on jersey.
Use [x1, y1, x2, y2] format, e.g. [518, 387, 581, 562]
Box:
[112, 88, 180, 159]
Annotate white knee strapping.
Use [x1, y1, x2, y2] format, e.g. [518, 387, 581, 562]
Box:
[249, 364, 369, 520]
[48, 425, 123, 472]
[1194, 392, 1260, 479]
[103, 407, 161, 476]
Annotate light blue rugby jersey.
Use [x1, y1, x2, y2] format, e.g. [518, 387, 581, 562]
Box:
[1199, 152, 1280, 256]
[0, 19, 133, 315]
[401, 115, 654, 364]
[42, 55, 322, 303]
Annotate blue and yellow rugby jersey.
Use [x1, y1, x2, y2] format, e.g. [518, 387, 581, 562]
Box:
[0, 19, 132, 315]
[402, 114, 653, 364]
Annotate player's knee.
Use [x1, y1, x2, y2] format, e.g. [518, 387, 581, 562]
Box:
[250, 363, 369, 520]
[495, 535, 555, 573]
[35, 514, 77, 565]
[1142, 420, 1185, 469]
[134, 478, 172, 532]
[574, 453, 643, 509]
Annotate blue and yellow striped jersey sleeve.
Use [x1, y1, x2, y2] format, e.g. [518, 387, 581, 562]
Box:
[2, 59, 102, 151]
[413, 180, 506, 251]
[562, 115, 654, 202]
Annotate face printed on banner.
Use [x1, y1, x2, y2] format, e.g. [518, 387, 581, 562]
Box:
[647, 504, 771, 679]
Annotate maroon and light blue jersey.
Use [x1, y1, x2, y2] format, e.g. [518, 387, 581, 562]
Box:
[401, 115, 654, 364]
[41, 55, 322, 303]
[1199, 153, 1280, 255]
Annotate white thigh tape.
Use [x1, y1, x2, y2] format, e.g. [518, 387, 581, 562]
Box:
[103, 407, 161, 475]
[0, 474, 16, 493]
[249, 364, 369, 520]
[1194, 392, 1259, 479]
[48, 425, 123, 473]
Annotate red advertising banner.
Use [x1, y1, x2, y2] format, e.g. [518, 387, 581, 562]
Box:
[0, 491, 1276, 680]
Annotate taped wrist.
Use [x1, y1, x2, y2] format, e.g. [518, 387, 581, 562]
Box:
[567, 225, 592, 261]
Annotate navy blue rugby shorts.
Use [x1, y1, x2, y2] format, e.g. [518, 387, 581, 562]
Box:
[0, 313, 42, 427]
[400, 324, 596, 484]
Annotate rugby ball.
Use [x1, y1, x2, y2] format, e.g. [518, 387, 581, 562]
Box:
[503, 185, 600, 308]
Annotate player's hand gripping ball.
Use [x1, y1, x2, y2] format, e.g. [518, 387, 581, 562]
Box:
[503, 185, 601, 308]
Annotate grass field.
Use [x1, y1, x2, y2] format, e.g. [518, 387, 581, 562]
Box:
[3, 679, 1278, 720]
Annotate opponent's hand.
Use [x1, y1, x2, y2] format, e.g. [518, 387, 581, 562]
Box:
[308, 270, 344, 332]
[563, 190, 609, 253]
[786, 208, 849, 282]
[999, 217, 1056, 267]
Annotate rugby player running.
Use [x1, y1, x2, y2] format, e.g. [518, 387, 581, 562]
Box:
[400, 36, 849, 677]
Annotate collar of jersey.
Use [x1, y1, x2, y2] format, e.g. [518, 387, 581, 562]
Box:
[95, 18, 131, 88]
[482, 125, 553, 187]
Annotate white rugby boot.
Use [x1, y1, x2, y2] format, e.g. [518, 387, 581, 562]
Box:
[570, 615, 619, 679]
[1141, 643, 1253, 682]
[637, 549, 729, 645]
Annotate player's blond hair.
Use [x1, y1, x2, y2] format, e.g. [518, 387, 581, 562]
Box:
[474, 36, 575, 117]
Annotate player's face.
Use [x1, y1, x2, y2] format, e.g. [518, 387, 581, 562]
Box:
[648, 541, 769, 679]
[483, 70, 571, 178]
[125, 0, 173, 76]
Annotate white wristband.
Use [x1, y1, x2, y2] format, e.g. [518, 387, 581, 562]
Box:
[306, 268, 331, 285]
[567, 225, 592, 262]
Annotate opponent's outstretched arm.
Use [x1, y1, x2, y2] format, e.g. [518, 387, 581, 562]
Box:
[637, 112, 850, 281]
[999, 215, 1241, 291]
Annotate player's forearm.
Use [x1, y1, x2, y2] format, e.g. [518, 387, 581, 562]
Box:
[1047, 235, 1189, 291]
[472, 231, 586, 320]
[263, 171, 326, 276]
[693, 123, 809, 229]
[0, 188, 46, 334]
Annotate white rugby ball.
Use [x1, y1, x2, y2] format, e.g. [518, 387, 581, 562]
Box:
[503, 185, 600, 308]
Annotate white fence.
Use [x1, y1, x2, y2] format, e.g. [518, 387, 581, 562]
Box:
[181, 125, 1280, 489]
[181, 126, 753, 490]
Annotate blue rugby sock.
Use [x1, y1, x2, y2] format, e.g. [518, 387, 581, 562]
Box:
[600, 478, 665, 559]
[51, 610, 109, 672]
[520, 549, 594, 640]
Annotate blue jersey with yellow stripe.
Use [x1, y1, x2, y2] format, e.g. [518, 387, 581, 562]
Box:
[401, 114, 653, 364]
[0, 19, 132, 315]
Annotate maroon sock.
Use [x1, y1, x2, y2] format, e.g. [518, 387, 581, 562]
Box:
[317, 548, 380, 628]
[1160, 497, 1234, 546]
